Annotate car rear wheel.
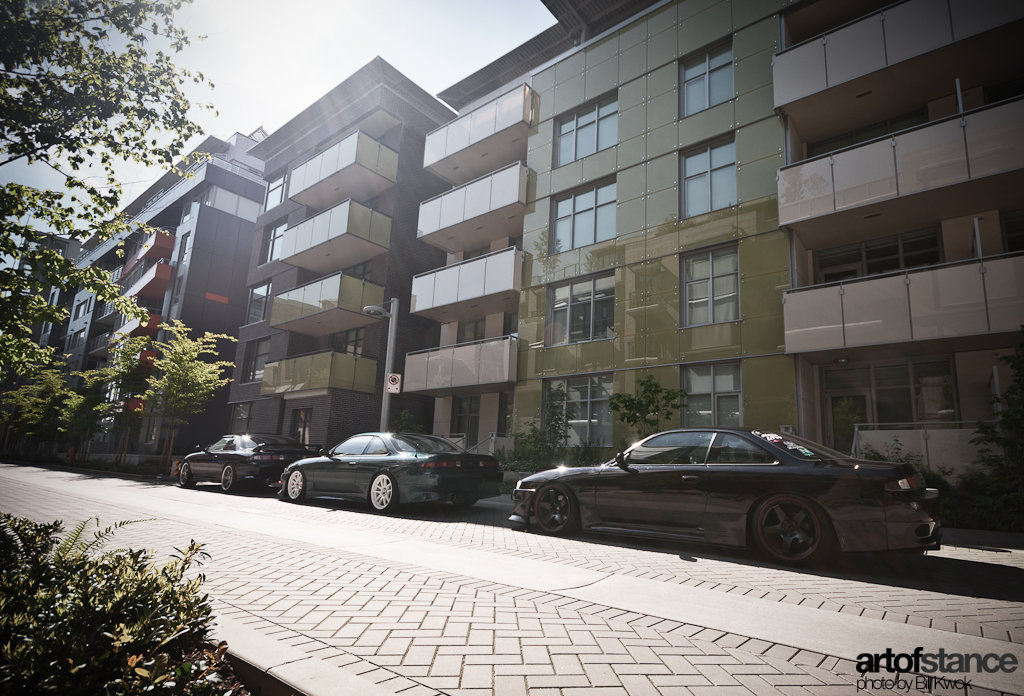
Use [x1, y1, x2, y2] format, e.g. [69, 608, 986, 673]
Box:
[368, 473, 399, 512]
[752, 495, 834, 565]
[220, 464, 237, 493]
[178, 462, 195, 489]
[533, 483, 579, 535]
[284, 470, 306, 501]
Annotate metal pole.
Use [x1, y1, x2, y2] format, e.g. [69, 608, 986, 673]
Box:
[380, 296, 398, 432]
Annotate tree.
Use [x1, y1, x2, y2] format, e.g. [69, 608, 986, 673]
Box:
[0, 358, 75, 451]
[498, 383, 571, 471]
[609, 373, 685, 440]
[143, 320, 234, 470]
[0, 0, 210, 374]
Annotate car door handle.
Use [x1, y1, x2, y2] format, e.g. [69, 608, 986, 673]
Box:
[680, 475, 699, 482]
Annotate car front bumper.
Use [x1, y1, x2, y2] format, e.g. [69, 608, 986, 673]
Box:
[884, 487, 942, 551]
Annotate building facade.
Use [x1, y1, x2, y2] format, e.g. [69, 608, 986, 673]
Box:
[227, 58, 455, 449]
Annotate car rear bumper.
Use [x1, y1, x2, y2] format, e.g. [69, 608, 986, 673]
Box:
[884, 487, 942, 551]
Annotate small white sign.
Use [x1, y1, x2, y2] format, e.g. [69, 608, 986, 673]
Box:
[386, 373, 402, 394]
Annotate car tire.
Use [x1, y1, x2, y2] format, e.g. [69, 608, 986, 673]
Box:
[220, 464, 237, 493]
[751, 494, 835, 565]
[532, 483, 579, 535]
[368, 473, 399, 513]
[451, 495, 479, 510]
[178, 462, 195, 489]
[284, 470, 306, 502]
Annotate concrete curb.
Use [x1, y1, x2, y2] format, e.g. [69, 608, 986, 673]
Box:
[212, 615, 395, 696]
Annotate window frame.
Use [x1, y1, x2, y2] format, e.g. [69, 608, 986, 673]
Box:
[551, 180, 617, 253]
[229, 403, 252, 434]
[681, 246, 739, 327]
[680, 42, 734, 118]
[263, 222, 288, 264]
[682, 361, 742, 428]
[243, 339, 270, 383]
[547, 374, 613, 447]
[555, 94, 619, 167]
[265, 173, 287, 209]
[547, 273, 615, 346]
[246, 282, 271, 324]
[681, 139, 736, 219]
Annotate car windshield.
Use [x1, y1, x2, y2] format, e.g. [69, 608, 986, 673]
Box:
[391, 434, 465, 454]
[240, 434, 303, 449]
[750, 430, 854, 461]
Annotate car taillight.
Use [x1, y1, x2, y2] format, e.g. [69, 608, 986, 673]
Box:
[886, 474, 922, 491]
[254, 454, 284, 462]
[422, 460, 458, 468]
[481, 460, 499, 468]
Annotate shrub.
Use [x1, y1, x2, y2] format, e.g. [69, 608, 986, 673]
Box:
[0, 514, 233, 695]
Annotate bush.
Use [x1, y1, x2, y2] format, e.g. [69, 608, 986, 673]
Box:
[0, 514, 233, 695]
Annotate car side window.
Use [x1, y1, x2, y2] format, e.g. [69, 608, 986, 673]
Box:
[331, 435, 373, 456]
[628, 432, 714, 465]
[707, 433, 778, 465]
[208, 437, 233, 452]
[222, 438, 236, 451]
[362, 436, 389, 455]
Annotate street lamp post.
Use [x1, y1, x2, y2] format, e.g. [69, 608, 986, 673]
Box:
[363, 297, 399, 432]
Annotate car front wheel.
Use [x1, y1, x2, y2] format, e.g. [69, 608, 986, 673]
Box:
[178, 462, 195, 489]
[533, 483, 579, 535]
[284, 470, 306, 501]
[752, 495, 834, 565]
[220, 464, 237, 493]
[368, 473, 399, 512]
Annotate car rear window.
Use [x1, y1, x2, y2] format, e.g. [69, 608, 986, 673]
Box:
[241, 435, 303, 449]
[391, 434, 465, 454]
[750, 430, 852, 460]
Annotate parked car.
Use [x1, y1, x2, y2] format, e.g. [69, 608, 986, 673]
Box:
[279, 432, 502, 511]
[509, 428, 940, 565]
[178, 434, 313, 492]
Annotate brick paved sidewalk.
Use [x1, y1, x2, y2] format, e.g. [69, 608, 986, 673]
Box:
[2, 463, 1022, 696]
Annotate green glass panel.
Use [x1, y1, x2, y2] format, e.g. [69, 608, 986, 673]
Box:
[585, 60, 619, 100]
[622, 262, 646, 310]
[537, 89, 554, 122]
[737, 153, 783, 204]
[648, 62, 677, 98]
[619, 18, 647, 49]
[555, 51, 585, 84]
[581, 240, 618, 274]
[578, 339, 615, 372]
[678, 0, 722, 21]
[527, 142, 553, 173]
[617, 163, 645, 202]
[540, 345, 578, 375]
[678, 1, 732, 50]
[586, 35, 618, 67]
[679, 101, 734, 150]
[741, 354, 796, 415]
[619, 76, 646, 111]
[646, 91, 678, 131]
[646, 122, 677, 160]
[735, 85, 774, 127]
[618, 228, 647, 265]
[646, 5, 678, 37]
[618, 104, 646, 141]
[646, 217, 680, 256]
[735, 47, 773, 96]
[736, 196, 779, 237]
[369, 211, 391, 248]
[550, 161, 583, 196]
[646, 187, 679, 229]
[352, 355, 377, 393]
[734, 16, 778, 60]
[647, 298, 681, 334]
[533, 66, 555, 93]
[738, 271, 787, 320]
[647, 255, 680, 294]
[616, 134, 645, 170]
[646, 152, 678, 194]
[616, 197, 645, 238]
[647, 28, 678, 70]
[680, 322, 741, 361]
[737, 229, 787, 277]
[554, 76, 585, 114]
[740, 314, 785, 355]
[732, 0, 787, 28]
[618, 43, 646, 84]
[529, 118, 553, 147]
[378, 146, 398, 182]
[515, 380, 543, 417]
[582, 148, 617, 183]
[736, 117, 783, 165]
[678, 207, 738, 251]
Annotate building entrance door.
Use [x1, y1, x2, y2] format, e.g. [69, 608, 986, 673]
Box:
[826, 394, 869, 454]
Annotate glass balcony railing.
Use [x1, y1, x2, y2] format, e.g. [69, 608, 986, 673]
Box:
[423, 84, 534, 185]
[773, 0, 1024, 107]
[269, 272, 384, 337]
[410, 247, 522, 323]
[783, 253, 1024, 353]
[417, 162, 528, 253]
[289, 131, 398, 209]
[277, 199, 391, 274]
[261, 350, 377, 396]
[87, 332, 111, 356]
[404, 335, 518, 396]
[778, 97, 1024, 228]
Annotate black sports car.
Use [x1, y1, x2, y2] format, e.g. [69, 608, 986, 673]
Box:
[178, 434, 312, 492]
[279, 432, 502, 511]
[509, 428, 940, 564]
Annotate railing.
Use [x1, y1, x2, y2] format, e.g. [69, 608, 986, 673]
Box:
[851, 421, 994, 477]
[466, 432, 513, 456]
[404, 335, 518, 394]
[410, 247, 522, 317]
[417, 162, 528, 241]
[87, 332, 111, 354]
[119, 257, 170, 293]
[288, 131, 398, 199]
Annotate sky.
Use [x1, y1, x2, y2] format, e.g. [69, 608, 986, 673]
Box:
[3, 0, 557, 205]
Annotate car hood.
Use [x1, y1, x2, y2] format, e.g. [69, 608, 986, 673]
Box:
[520, 465, 606, 485]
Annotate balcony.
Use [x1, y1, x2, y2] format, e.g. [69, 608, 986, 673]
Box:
[404, 335, 517, 397]
[423, 84, 534, 185]
[261, 350, 376, 396]
[94, 301, 119, 326]
[87, 332, 111, 357]
[120, 258, 172, 300]
[115, 311, 161, 340]
[288, 131, 398, 209]
[778, 97, 1024, 245]
[277, 199, 391, 274]
[774, 0, 1024, 128]
[269, 273, 384, 337]
[417, 163, 528, 253]
[410, 247, 522, 323]
[782, 254, 1024, 353]
[853, 421, 987, 477]
[122, 229, 174, 278]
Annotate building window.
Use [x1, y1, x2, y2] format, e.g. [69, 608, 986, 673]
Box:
[552, 181, 616, 253]
[333, 327, 365, 356]
[1002, 209, 1024, 253]
[816, 228, 941, 283]
[265, 173, 286, 209]
[245, 282, 271, 324]
[681, 43, 733, 117]
[555, 95, 618, 167]
[73, 299, 89, 320]
[69, 329, 85, 348]
[807, 109, 927, 159]
[229, 403, 252, 434]
[451, 395, 480, 447]
[292, 408, 311, 445]
[243, 339, 270, 382]
[458, 318, 486, 343]
[681, 140, 736, 218]
[548, 374, 612, 446]
[343, 260, 371, 280]
[263, 222, 287, 264]
[548, 274, 614, 345]
[682, 247, 738, 326]
[683, 362, 741, 427]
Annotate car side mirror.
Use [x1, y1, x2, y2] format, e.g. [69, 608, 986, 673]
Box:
[615, 451, 630, 469]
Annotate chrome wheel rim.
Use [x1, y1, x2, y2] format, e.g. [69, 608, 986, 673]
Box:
[221, 466, 234, 490]
[370, 475, 393, 510]
[536, 487, 571, 531]
[286, 471, 304, 499]
[758, 500, 819, 561]
[179, 463, 190, 485]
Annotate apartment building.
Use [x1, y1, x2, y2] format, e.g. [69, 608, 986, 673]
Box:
[65, 131, 265, 450]
[227, 58, 454, 448]
[406, 0, 1024, 465]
